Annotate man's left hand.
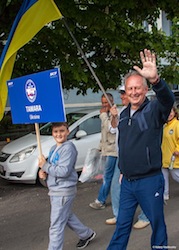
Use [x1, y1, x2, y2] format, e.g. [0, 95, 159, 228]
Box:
[133, 49, 159, 84]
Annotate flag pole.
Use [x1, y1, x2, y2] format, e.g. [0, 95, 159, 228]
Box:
[62, 18, 113, 107]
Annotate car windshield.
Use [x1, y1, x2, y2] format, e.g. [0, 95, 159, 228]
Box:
[37, 112, 88, 136]
[66, 112, 87, 126]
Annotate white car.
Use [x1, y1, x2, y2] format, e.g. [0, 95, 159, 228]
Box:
[0, 109, 101, 186]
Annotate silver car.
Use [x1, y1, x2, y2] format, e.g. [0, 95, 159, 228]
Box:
[0, 109, 101, 186]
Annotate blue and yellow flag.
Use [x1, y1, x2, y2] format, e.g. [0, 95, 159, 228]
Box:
[0, 0, 62, 120]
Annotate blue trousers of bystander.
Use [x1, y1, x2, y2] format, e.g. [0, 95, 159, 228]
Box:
[98, 156, 117, 204]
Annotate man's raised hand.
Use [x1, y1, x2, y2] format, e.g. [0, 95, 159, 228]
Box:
[133, 49, 159, 84]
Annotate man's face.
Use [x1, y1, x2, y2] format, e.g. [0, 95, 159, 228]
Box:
[101, 96, 112, 112]
[125, 75, 148, 110]
[120, 91, 129, 106]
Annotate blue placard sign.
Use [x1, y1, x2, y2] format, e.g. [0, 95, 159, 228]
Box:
[7, 68, 66, 124]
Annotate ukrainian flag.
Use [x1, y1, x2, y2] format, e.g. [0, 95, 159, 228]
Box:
[0, 0, 63, 120]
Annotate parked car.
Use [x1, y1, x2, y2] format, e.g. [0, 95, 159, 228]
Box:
[0, 109, 102, 186]
[0, 107, 34, 141]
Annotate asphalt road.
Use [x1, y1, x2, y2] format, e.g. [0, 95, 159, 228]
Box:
[0, 174, 178, 250]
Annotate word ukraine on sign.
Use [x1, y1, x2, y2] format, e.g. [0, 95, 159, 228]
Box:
[7, 68, 66, 124]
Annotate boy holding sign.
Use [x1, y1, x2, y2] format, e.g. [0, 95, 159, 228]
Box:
[38, 122, 96, 250]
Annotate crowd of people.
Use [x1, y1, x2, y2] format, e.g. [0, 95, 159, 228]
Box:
[38, 49, 178, 250]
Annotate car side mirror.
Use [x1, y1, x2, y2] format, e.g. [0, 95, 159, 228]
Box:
[76, 130, 87, 139]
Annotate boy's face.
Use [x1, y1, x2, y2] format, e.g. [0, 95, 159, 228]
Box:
[52, 125, 70, 145]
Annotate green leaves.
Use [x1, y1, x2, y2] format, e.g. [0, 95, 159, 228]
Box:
[0, 0, 178, 94]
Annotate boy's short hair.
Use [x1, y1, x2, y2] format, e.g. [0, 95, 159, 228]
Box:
[51, 122, 69, 130]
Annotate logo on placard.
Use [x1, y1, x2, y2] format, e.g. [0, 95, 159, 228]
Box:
[25, 79, 37, 103]
[50, 70, 57, 77]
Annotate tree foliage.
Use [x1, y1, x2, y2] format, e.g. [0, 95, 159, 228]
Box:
[0, 0, 179, 94]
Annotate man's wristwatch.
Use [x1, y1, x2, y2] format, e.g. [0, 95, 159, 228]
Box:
[151, 76, 160, 85]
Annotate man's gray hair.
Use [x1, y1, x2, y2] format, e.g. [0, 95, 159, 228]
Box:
[123, 70, 148, 87]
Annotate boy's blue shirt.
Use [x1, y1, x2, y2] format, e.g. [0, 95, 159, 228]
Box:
[48, 148, 60, 165]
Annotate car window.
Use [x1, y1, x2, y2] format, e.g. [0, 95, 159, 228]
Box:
[38, 112, 88, 136]
[79, 115, 101, 134]
[40, 123, 52, 135]
[38, 112, 101, 138]
[66, 112, 87, 126]
[68, 115, 101, 140]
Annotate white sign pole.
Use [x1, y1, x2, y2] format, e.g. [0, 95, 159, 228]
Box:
[35, 123, 42, 156]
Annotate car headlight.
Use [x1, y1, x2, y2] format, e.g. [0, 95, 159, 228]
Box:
[10, 146, 37, 163]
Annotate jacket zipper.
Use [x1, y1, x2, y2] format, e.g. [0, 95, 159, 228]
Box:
[128, 118, 132, 126]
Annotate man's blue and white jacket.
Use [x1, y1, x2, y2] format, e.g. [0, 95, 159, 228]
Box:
[118, 79, 174, 180]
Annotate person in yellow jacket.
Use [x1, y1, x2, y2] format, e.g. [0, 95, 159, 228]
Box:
[162, 105, 179, 201]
